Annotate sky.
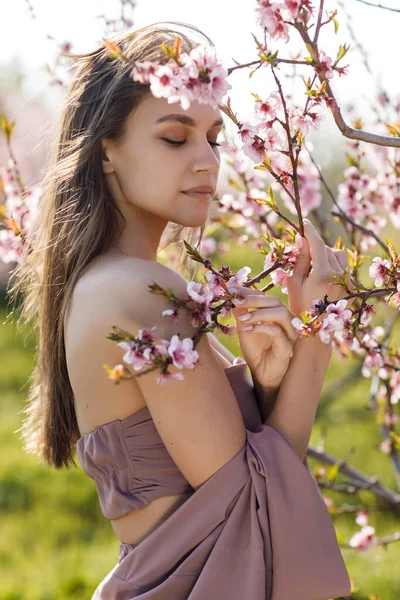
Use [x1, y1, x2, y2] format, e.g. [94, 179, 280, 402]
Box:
[1, 0, 400, 164]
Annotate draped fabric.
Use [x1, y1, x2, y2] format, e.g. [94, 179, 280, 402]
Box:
[76, 362, 351, 600]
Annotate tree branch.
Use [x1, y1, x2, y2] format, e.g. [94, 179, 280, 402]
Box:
[354, 0, 400, 13]
[292, 21, 400, 147]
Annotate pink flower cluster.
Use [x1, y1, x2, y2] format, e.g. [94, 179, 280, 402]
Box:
[349, 525, 378, 552]
[130, 45, 231, 110]
[238, 93, 324, 175]
[118, 325, 200, 385]
[0, 159, 40, 263]
[263, 238, 300, 293]
[255, 0, 315, 43]
[291, 298, 353, 344]
[349, 509, 378, 551]
[337, 164, 388, 253]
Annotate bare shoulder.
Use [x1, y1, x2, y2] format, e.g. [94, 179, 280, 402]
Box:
[64, 255, 183, 436]
[66, 254, 247, 489]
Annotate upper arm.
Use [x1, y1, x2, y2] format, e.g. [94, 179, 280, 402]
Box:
[113, 262, 247, 490]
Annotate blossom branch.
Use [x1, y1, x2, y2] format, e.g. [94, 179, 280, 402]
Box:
[331, 211, 389, 254]
[307, 444, 400, 509]
[293, 21, 400, 148]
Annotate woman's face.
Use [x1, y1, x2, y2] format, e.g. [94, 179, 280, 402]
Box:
[101, 93, 223, 230]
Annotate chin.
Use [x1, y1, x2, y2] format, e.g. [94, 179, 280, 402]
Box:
[179, 213, 209, 228]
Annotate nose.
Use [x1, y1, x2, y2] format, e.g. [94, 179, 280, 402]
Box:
[190, 140, 220, 174]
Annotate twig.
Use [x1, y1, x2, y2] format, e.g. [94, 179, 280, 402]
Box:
[313, 0, 325, 44]
[341, 531, 400, 549]
[354, 0, 400, 12]
[306, 445, 400, 509]
[331, 211, 389, 254]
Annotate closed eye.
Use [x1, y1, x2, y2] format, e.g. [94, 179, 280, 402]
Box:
[161, 138, 221, 148]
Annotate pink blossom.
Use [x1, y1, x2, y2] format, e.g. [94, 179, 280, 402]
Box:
[240, 132, 269, 164]
[167, 334, 199, 369]
[205, 271, 227, 297]
[137, 325, 158, 343]
[355, 510, 369, 527]
[359, 303, 376, 327]
[369, 256, 391, 287]
[315, 51, 334, 80]
[318, 313, 341, 344]
[389, 371, 400, 404]
[156, 370, 185, 385]
[227, 266, 252, 294]
[131, 44, 231, 111]
[383, 412, 399, 427]
[284, 0, 302, 19]
[263, 240, 300, 276]
[325, 299, 353, 328]
[189, 303, 214, 328]
[162, 308, 179, 323]
[289, 107, 324, 137]
[291, 317, 314, 337]
[361, 348, 384, 377]
[118, 340, 151, 371]
[380, 438, 392, 454]
[253, 92, 281, 122]
[130, 61, 158, 84]
[146, 64, 184, 104]
[349, 525, 378, 551]
[199, 236, 217, 257]
[270, 268, 289, 293]
[187, 281, 214, 305]
[255, 3, 290, 43]
[387, 280, 400, 310]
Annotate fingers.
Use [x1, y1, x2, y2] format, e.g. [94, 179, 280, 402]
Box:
[237, 306, 298, 344]
[333, 249, 349, 272]
[234, 291, 282, 309]
[243, 323, 294, 354]
[326, 247, 343, 273]
[303, 219, 331, 274]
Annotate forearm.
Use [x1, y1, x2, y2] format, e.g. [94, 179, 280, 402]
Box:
[251, 376, 280, 425]
[265, 335, 333, 462]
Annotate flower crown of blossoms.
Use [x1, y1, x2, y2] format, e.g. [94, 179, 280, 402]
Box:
[130, 36, 232, 111]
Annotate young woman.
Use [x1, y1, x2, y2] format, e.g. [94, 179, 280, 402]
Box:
[10, 21, 351, 599]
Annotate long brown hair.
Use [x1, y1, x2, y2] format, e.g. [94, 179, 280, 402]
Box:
[7, 21, 215, 469]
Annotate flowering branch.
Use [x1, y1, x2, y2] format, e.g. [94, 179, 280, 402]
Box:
[292, 20, 400, 148]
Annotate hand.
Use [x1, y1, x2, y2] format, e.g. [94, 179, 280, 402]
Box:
[232, 287, 298, 389]
[287, 218, 355, 318]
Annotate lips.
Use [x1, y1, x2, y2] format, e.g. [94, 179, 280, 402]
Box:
[182, 185, 214, 194]
[182, 190, 213, 201]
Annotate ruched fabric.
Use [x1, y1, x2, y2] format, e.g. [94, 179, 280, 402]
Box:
[77, 361, 351, 600]
[76, 407, 193, 519]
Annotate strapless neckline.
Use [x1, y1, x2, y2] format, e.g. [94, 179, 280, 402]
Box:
[78, 360, 247, 440]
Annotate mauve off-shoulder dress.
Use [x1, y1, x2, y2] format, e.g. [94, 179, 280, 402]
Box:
[76, 359, 352, 600]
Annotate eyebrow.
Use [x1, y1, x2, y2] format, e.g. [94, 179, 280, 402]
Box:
[155, 114, 224, 127]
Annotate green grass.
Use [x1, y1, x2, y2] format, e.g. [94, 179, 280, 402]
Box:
[1, 256, 399, 600]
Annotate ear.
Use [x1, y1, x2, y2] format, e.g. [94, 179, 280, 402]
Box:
[101, 139, 115, 174]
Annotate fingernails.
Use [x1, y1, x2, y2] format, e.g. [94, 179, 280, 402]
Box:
[238, 312, 251, 321]
[295, 233, 303, 248]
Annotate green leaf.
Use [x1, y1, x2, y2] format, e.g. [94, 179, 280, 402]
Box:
[345, 152, 358, 167]
[327, 463, 339, 482]
[333, 19, 339, 34]
[385, 239, 397, 262]
[336, 43, 350, 63]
